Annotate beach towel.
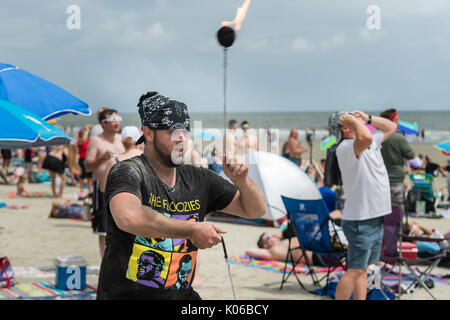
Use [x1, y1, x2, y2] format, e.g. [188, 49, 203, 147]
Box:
[0, 281, 96, 300]
[229, 255, 345, 275]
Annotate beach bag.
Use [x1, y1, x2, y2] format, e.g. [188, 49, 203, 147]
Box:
[324, 144, 342, 186]
[0, 256, 16, 288]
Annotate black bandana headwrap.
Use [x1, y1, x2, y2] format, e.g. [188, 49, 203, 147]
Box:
[135, 91, 191, 145]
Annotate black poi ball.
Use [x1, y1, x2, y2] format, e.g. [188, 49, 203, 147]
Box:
[217, 26, 235, 48]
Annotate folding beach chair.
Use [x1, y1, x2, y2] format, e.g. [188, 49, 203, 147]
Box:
[379, 205, 450, 300]
[279, 196, 346, 293]
[407, 173, 441, 213]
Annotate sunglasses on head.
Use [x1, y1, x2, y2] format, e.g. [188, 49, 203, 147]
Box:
[102, 116, 122, 123]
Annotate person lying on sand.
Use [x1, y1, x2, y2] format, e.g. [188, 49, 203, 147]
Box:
[402, 221, 450, 251]
[49, 200, 84, 220]
[245, 210, 346, 266]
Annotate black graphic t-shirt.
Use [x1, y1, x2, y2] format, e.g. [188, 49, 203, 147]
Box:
[97, 154, 237, 300]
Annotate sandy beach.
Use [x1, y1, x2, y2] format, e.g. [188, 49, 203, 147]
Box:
[0, 141, 449, 300]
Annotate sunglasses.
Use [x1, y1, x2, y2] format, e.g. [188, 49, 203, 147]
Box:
[102, 116, 122, 123]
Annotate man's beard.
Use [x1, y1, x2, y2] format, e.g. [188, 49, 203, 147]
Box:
[154, 135, 181, 168]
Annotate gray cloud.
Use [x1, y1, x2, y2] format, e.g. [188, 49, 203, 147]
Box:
[1, 0, 450, 113]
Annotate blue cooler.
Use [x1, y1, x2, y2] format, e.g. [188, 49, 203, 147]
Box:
[54, 256, 87, 290]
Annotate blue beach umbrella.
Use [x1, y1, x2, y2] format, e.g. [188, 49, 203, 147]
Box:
[0, 63, 91, 120]
[435, 141, 450, 156]
[397, 120, 419, 136]
[0, 99, 72, 148]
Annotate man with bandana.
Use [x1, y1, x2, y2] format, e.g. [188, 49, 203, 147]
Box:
[96, 92, 267, 300]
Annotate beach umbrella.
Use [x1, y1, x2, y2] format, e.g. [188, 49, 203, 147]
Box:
[435, 141, 450, 156]
[367, 121, 419, 136]
[0, 99, 72, 148]
[397, 120, 419, 136]
[320, 135, 336, 151]
[0, 62, 91, 120]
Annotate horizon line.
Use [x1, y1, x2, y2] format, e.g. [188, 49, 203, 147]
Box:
[90, 109, 450, 114]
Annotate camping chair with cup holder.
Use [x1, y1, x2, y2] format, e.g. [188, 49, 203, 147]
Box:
[379, 206, 450, 300]
[279, 196, 347, 295]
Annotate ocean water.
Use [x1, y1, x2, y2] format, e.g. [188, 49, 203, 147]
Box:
[58, 111, 450, 143]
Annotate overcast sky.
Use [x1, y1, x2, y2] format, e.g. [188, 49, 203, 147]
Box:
[2, 0, 450, 113]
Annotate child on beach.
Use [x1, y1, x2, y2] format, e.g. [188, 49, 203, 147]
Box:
[15, 174, 44, 197]
[16, 174, 32, 197]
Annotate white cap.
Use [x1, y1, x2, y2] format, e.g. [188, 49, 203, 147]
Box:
[121, 126, 141, 143]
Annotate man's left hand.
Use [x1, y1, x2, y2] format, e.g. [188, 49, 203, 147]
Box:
[353, 110, 369, 124]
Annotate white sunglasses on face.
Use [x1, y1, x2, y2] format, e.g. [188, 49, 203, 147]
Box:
[102, 116, 122, 123]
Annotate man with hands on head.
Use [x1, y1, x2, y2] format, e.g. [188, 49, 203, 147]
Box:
[328, 110, 396, 300]
[96, 91, 266, 300]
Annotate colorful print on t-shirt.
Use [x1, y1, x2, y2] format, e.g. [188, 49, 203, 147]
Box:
[126, 194, 200, 289]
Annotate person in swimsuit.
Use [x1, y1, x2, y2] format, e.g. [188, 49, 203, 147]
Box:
[77, 127, 93, 197]
[42, 145, 68, 198]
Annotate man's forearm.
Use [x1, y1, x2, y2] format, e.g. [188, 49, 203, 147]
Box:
[370, 115, 397, 133]
[236, 178, 267, 219]
[354, 119, 372, 141]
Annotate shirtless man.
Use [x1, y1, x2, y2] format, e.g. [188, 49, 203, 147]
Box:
[245, 232, 314, 264]
[285, 129, 308, 166]
[237, 120, 259, 155]
[85, 108, 125, 258]
[246, 210, 345, 266]
[225, 119, 238, 159]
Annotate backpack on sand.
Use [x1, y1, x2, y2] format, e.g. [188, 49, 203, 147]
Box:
[0, 257, 16, 288]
